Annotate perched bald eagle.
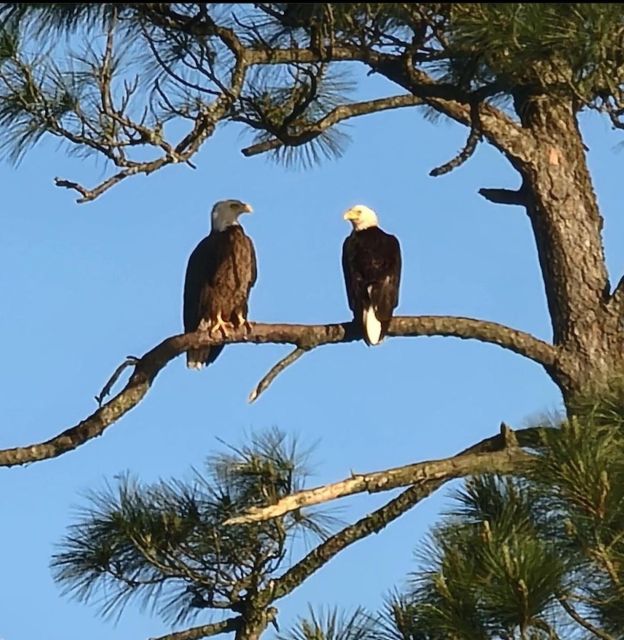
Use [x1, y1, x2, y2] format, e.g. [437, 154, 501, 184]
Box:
[183, 199, 257, 369]
[342, 205, 402, 346]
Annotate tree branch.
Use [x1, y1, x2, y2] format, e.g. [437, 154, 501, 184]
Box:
[557, 597, 614, 640]
[224, 425, 540, 525]
[0, 316, 557, 468]
[248, 347, 307, 404]
[429, 101, 481, 177]
[479, 187, 528, 207]
[239, 94, 424, 157]
[149, 617, 240, 640]
[269, 480, 448, 602]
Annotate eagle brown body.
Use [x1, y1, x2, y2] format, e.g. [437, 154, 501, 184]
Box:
[183, 201, 257, 369]
[342, 206, 402, 346]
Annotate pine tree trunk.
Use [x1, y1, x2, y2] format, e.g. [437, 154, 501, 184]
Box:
[513, 96, 624, 400]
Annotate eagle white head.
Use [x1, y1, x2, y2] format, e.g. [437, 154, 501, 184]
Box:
[211, 199, 253, 232]
[343, 204, 379, 231]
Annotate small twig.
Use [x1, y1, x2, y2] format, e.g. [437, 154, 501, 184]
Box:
[95, 356, 140, 406]
[248, 347, 307, 403]
[479, 187, 527, 207]
[55, 170, 140, 203]
[557, 596, 614, 640]
[429, 101, 481, 176]
[500, 421, 519, 448]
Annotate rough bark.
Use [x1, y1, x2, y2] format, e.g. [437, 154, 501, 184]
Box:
[512, 95, 624, 397]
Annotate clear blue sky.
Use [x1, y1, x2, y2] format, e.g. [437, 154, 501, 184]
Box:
[1, 66, 624, 639]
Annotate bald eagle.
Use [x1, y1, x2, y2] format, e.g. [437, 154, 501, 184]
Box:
[183, 199, 257, 369]
[342, 205, 402, 346]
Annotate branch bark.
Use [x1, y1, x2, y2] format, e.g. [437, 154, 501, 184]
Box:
[479, 187, 528, 207]
[225, 425, 541, 525]
[0, 316, 557, 468]
[150, 617, 240, 640]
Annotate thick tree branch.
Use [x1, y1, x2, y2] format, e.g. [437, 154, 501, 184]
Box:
[0, 316, 557, 468]
[225, 425, 540, 525]
[149, 617, 240, 640]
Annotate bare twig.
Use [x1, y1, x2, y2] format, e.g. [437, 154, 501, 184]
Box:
[0, 316, 558, 468]
[224, 427, 537, 525]
[429, 102, 481, 176]
[55, 168, 151, 203]
[95, 356, 140, 406]
[479, 187, 528, 207]
[248, 347, 307, 403]
[557, 596, 614, 640]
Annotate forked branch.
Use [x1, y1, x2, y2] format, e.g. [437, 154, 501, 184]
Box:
[0, 316, 558, 468]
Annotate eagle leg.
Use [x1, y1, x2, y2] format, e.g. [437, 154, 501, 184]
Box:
[209, 313, 233, 339]
[235, 311, 253, 334]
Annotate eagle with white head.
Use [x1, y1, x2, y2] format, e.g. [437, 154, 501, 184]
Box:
[342, 204, 402, 346]
[183, 199, 257, 369]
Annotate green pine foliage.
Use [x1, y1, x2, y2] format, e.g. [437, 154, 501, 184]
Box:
[384, 387, 624, 639]
[51, 428, 335, 624]
[277, 606, 380, 640]
[2, 3, 623, 171]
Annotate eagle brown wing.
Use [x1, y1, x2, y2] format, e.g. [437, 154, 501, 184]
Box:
[342, 227, 402, 341]
[183, 232, 225, 368]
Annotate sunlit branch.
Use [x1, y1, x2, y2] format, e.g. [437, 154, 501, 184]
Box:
[0, 316, 557, 468]
[225, 425, 538, 525]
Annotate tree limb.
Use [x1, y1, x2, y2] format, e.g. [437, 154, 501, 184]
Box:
[239, 94, 424, 157]
[0, 316, 558, 468]
[557, 597, 614, 640]
[149, 617, 240, 640]
[248, 347, 307, 404]
[224, 425, 540, 525]
[479, 187, 528, 207]
[269, 480, 449, 602]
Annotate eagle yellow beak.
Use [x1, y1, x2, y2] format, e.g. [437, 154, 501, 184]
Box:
[242, 203, 253, 213]
[343, 209, 357, 221]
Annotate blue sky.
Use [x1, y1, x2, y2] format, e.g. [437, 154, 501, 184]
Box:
[2, 62, 624, 639]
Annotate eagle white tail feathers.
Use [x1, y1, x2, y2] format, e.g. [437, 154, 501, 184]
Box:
[362, 306, 383, 345]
